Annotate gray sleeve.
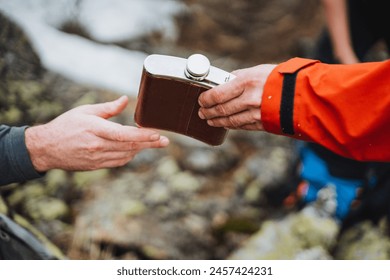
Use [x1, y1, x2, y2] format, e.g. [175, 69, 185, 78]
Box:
[0, 125, 45, 186]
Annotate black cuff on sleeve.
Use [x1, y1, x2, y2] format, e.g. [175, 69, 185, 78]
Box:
[280, 72, 298, 135]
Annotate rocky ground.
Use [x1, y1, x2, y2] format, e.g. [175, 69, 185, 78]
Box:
[1, 0, 390, 260]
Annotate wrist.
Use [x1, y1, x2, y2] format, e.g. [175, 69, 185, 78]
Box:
[25, 125, 51, 172]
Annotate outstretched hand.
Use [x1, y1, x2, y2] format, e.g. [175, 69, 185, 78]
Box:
[25, 96, 169, 172]
[198, 64, 276, 130]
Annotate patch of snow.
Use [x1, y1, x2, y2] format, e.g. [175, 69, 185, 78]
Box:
[0, 0, 184, 95]
[78, 0, 182, 43]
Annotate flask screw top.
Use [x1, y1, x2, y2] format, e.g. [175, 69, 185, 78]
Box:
[185, 54, 210, 80]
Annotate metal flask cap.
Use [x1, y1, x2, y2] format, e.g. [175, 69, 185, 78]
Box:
[185, 54, 211, 80]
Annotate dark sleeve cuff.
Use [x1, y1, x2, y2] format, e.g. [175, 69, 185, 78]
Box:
[261, 57, 320, 136]
[0, 126, 45, 186]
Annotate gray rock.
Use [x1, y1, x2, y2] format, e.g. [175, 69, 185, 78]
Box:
[335, 221, 390, 260]
[169, 172, 202, 194]
[156, 156, 181, 178]
[145, 181, 171, 205]
[120, 200, 147, 217]
[24, 197, 69, 221]
[174, 137, 240, 175]
[72, 169, 110, 189]
[243, 147, 291, 186]
[229, 208, 339, 260]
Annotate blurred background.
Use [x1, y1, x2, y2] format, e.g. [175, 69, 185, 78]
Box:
[1, 0, 389, 260]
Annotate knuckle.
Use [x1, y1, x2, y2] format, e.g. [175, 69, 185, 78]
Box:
[129, 142, 137, 150]
[251, 110, 261, 121]
[228, 115, 239, 127]
[215, 104, 227, 115]
[244, 76, 258, 87]
[112, 130, 127, 142]
[199, 94, 207, 106]
[98, 103, 116, 119]
[87, 141, 103, 153]
[237, 78, 249, 91]
[211, 88, 224, 104]
[248, 93, 260, 106]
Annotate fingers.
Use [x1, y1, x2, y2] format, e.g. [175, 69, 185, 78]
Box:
[73, 96, 165, 143]
[104, 137, 169, 153]
[87, 138, 170, 169]
[90, 136, 169, 153]
[112, 136, 170, 150]
[198, 64, 276, 132]
[199, 95, 250, 120]
[198, 78, 243, 108]
[81, 96, 129, 119]
[94, 119, 164, 143]
[206, 108, 262, 129]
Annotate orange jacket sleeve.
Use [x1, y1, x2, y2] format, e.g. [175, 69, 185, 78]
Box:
[261, 57, 390, 162]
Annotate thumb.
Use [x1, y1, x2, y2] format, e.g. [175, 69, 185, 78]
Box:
[81, 96, 129, 119]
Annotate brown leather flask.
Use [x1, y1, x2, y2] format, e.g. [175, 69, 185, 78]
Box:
[134, 54, 235, 146]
